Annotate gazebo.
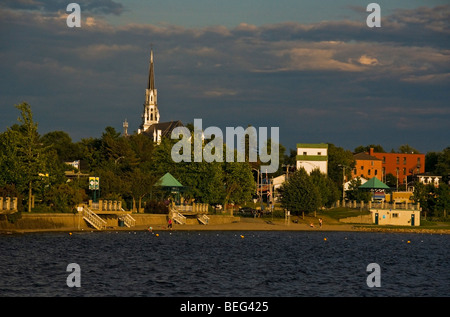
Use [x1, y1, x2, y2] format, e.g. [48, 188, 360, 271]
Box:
[359, 177, 390, 200]
[157, 172, 184, 204]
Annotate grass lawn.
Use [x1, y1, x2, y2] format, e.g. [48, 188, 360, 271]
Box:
[320, 207, 370, 221]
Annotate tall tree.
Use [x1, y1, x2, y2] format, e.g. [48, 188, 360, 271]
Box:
[310, 169, 339, 207]
[279, 168, 320, 215]
[223, 161, 254, 206]
[13, 103, 48, 211]
[435, 147, 450, 183]
[127, 168, 159, 213]
[327, 143, 355, 188]
[41, 131, 80, 161]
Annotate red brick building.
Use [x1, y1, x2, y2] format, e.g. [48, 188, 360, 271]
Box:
[367, 148, 425, 185]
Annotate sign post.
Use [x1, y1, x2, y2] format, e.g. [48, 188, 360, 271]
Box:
[89, 177, 100, 202]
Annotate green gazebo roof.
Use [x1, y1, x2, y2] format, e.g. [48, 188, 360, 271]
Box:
[358, 177, 390, 189]
[158, 172, 183, 187]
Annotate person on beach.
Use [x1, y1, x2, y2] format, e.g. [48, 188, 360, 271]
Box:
[167, 218, 173, 230]
[147, 226, 153, 233]
[319, 218, 323, 228]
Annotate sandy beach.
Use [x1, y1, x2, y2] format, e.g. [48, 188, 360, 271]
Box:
[154, 217, 450, 234]
[1, 215, 449, 234]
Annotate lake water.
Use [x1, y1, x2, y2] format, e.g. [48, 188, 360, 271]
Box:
[0, 230, 448, 297]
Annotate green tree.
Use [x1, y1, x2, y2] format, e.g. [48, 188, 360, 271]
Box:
[385, 173, 397, 188]
[425, 151, 440, 173]
[435, 147, 450, 183]
[412, 182, 435, 216]
[127, 168, 160, 213]
[44, 183, 86, 213]
[327, 143, 355, 190]
[76, 137, 102, 172]
[398, 144, 420, 154]
[0, 127, 25, 190]
[434, 183, 450, 218]
[310, 169, 339, 207]
[13, 103, 48, 211]
[41, 131, 81, 161]
[280, 168, 320, 215]
[354, 144, 385, 153]
[223, 161, 254, 206]
[345, 177, 372, 203]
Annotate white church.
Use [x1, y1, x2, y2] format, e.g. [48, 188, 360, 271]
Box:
[135, 49, 183, 143]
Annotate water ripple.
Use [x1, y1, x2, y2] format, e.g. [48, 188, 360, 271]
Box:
[0, 231, 448, 296]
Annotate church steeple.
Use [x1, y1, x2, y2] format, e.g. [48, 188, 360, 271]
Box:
[147, 49, 155, 90]
[140, 48, 159, 133]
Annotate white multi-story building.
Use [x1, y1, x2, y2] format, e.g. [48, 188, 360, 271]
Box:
[296, 143, 328, 175]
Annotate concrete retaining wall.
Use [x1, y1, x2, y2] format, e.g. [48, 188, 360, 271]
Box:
[0, 213, 240, 230]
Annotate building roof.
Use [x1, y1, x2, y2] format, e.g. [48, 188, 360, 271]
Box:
[359, 177, 390, 189]
[353, 152, 382, 161]
[143, 120, 184, 138]
[297, 143, 328, 149]
[158, 172, 183, 187]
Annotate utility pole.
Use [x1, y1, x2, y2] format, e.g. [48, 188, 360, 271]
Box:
[338, 164, 350, 201]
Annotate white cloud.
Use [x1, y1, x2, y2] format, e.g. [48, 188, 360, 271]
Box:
[358, 55, 379, 66]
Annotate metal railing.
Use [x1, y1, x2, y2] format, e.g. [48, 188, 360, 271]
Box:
[82, 207, 107, 230]
[122, 214, 136, 227]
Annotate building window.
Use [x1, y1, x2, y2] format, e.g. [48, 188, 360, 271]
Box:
[396, 157, 400, 164]
[403, 168, 406, 175]
[417, 158, 421, 165]
[403, 157, 407, 165]
[375, 169, 378, 175]
[382, 156, 386, 163]
[303, 152, 307, 155]
[392, 213, 399, 218]
[361, 166, 364, 170]
[371, 161, 374, 166]
[368, 169, 371, 175]
[318, 152, 321, 155]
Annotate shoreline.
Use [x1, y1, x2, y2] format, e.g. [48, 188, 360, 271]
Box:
[1, 218, 449, 235]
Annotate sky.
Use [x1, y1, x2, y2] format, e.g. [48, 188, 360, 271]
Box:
[0, 0, 449, 154]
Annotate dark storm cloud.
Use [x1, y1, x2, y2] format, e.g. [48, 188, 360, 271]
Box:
[0, 4, 448, 152]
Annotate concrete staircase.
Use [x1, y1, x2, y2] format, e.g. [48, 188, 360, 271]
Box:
[82, 206, 107, 230]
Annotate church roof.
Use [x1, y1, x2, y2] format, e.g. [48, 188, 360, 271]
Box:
[143, 120, 184, 138]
